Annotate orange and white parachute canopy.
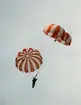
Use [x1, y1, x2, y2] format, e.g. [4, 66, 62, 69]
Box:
[15, 48, 43, 73]
[43, 24, 72, 46]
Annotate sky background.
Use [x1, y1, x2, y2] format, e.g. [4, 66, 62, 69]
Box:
[0, 0, 81, 105]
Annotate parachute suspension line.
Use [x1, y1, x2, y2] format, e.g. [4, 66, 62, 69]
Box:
[35, 73, 38, 78]
[54, 39, 56, 42]
[28, 69, 34, 78]
[29, 70, 39, 78]
[33, 69, 40, 78]
[54, 37, 59, 42]
[30, 72, 33, 77]
[35, 70, 39, 77]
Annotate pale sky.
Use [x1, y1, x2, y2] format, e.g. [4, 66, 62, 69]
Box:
[0, 0, 81, 105]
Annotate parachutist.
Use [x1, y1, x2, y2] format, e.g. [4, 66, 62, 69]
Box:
[32, 77, 38, 88]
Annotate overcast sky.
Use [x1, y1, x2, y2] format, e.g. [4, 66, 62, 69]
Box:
[0, 0, 81, 105]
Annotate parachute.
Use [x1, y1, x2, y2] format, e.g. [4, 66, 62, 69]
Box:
[15, 48, 43, 76]
[43, 24, 72, 46]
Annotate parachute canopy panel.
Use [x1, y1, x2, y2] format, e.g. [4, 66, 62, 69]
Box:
[15, 48, 43, 73]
